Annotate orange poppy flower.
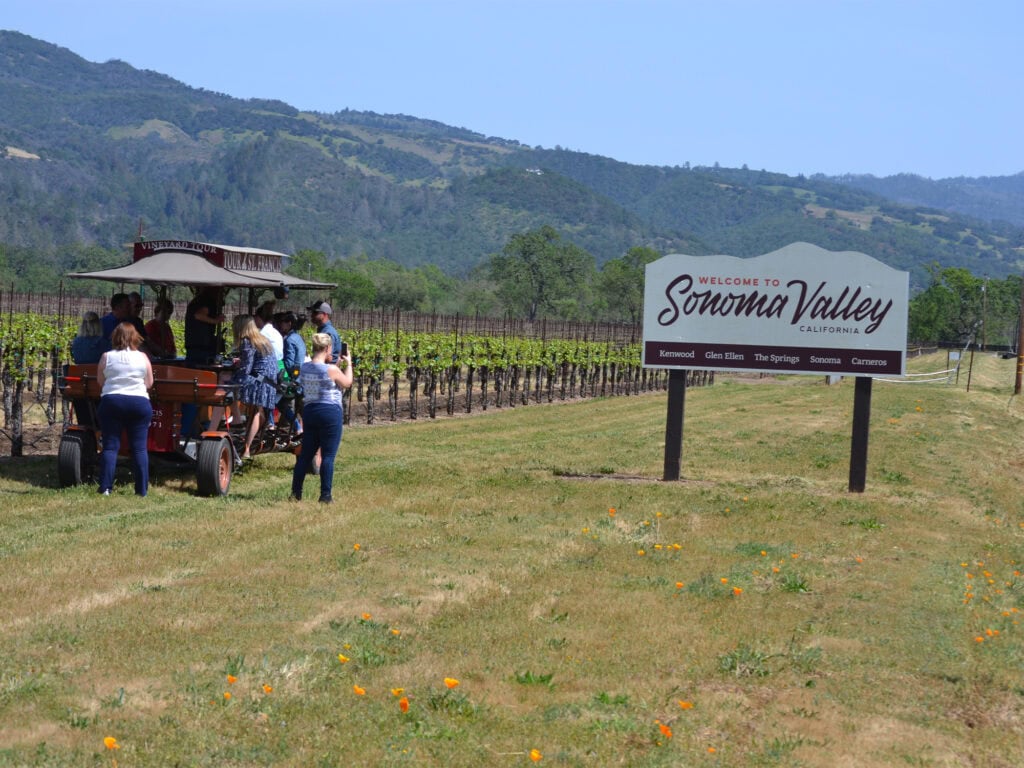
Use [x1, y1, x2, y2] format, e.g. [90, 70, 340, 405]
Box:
[391, 687, 405, 696]
[338, 653, 349, 664]
[678, 700, 694, 709]
[226, 674, 237, 684]
[103, 737, 120, 750]
[361, 612, 372, 621]
[262, 684, 273, 694]
[530, 749, 542, 762]
[353, 684, 366, 696]
[659, 723, 673, 739]
[444, 677, 460, 689]
[399, 696, 410, 713]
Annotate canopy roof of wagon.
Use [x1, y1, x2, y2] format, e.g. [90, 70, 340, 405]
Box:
[67, 239, 335, 291]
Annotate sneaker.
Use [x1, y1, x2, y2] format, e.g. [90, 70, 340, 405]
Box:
[100, 489, 110, 496]
[319, 496, 333, 504]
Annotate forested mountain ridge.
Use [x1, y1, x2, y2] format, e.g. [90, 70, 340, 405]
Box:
[1, 29, 1023, 294]
[830, 172, 1024, 228]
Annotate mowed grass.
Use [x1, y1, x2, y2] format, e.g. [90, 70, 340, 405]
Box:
[1, 352, 1023, 767]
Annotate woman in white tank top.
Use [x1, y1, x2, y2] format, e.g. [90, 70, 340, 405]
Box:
[96, 322, 154, 496]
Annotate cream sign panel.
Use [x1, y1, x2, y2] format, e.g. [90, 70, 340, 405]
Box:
[642, 242, 909, 376]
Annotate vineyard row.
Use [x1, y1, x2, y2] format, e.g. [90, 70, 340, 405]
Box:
[0, 312, 709, 456]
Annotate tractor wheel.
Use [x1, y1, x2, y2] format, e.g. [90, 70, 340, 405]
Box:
[196, 437, 232, 497]
[58, 431, 96, 488]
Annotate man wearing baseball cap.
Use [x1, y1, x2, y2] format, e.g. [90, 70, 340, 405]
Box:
[307, 300, 341, 364]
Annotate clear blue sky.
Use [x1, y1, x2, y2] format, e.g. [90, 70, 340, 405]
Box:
[5, 0, 1021, 179]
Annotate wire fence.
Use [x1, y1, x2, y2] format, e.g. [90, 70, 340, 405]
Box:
[873, 341, 973, 385]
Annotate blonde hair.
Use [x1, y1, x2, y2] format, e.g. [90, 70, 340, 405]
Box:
[310, 332, 333, 355]
[232, 315, 272, 356]
[77, 311, 101, 337]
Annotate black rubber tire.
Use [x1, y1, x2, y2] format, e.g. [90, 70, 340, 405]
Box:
[57, 431, 96, 487]
[196, 437, 232, 497]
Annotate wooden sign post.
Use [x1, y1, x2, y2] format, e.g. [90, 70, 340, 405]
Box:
[663, 370, 686, 481]
[848, 376, 872, 492]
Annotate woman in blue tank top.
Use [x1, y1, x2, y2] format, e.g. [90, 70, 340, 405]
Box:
[290, 332, 353, 503]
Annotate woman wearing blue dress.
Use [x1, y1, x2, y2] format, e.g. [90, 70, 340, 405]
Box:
[230, 315, 279, 459]
[290, 332, 352, 503]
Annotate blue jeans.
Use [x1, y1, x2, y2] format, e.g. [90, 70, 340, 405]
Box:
[98, 394, 153, 496]
[291, 402, 342, 502]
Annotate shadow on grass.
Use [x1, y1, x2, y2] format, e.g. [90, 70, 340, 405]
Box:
[0, 454, 213, 495]
[0, 456, 59, 488]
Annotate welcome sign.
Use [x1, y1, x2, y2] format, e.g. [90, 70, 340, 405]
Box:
[642, 243, 909, 377]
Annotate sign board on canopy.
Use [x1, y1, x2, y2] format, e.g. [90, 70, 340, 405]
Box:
[642, 242, 909, 377]
[134, 240, 285, 273]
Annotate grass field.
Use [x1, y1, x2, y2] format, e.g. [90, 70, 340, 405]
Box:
[2, 352, 1023, 766]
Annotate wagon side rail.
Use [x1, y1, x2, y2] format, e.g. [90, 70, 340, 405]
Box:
[60, 364, 236, 407]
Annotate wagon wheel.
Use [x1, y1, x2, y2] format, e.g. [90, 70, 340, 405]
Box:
[195, 437, 232, 497]
[57, 430, 97, 488]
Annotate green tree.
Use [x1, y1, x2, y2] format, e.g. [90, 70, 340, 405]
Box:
[415, 264, 462, 313]
[597, 245, 660, 323]
[939, 267, 985, 342]
[985, 275, 1023, 347]
[488, 225, 595, 321]
[286, 249, 331, 282]
[908, 264, 990, 344]
[374, 269, 428, 311]
[908, 276, 955, 343]
[328, 263, 377, 309]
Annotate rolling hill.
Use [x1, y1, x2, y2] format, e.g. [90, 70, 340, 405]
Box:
[1, 30, 1023, 292]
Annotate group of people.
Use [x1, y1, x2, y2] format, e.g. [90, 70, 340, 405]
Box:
[73, 291, 351, 503]
[71, 292, 177, 366]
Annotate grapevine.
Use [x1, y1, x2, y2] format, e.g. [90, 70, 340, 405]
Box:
[1, 311, 706, 456]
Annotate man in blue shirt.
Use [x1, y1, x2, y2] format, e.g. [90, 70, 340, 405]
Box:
[101, 293, 133, 342]
[307, 300, 341, 364]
